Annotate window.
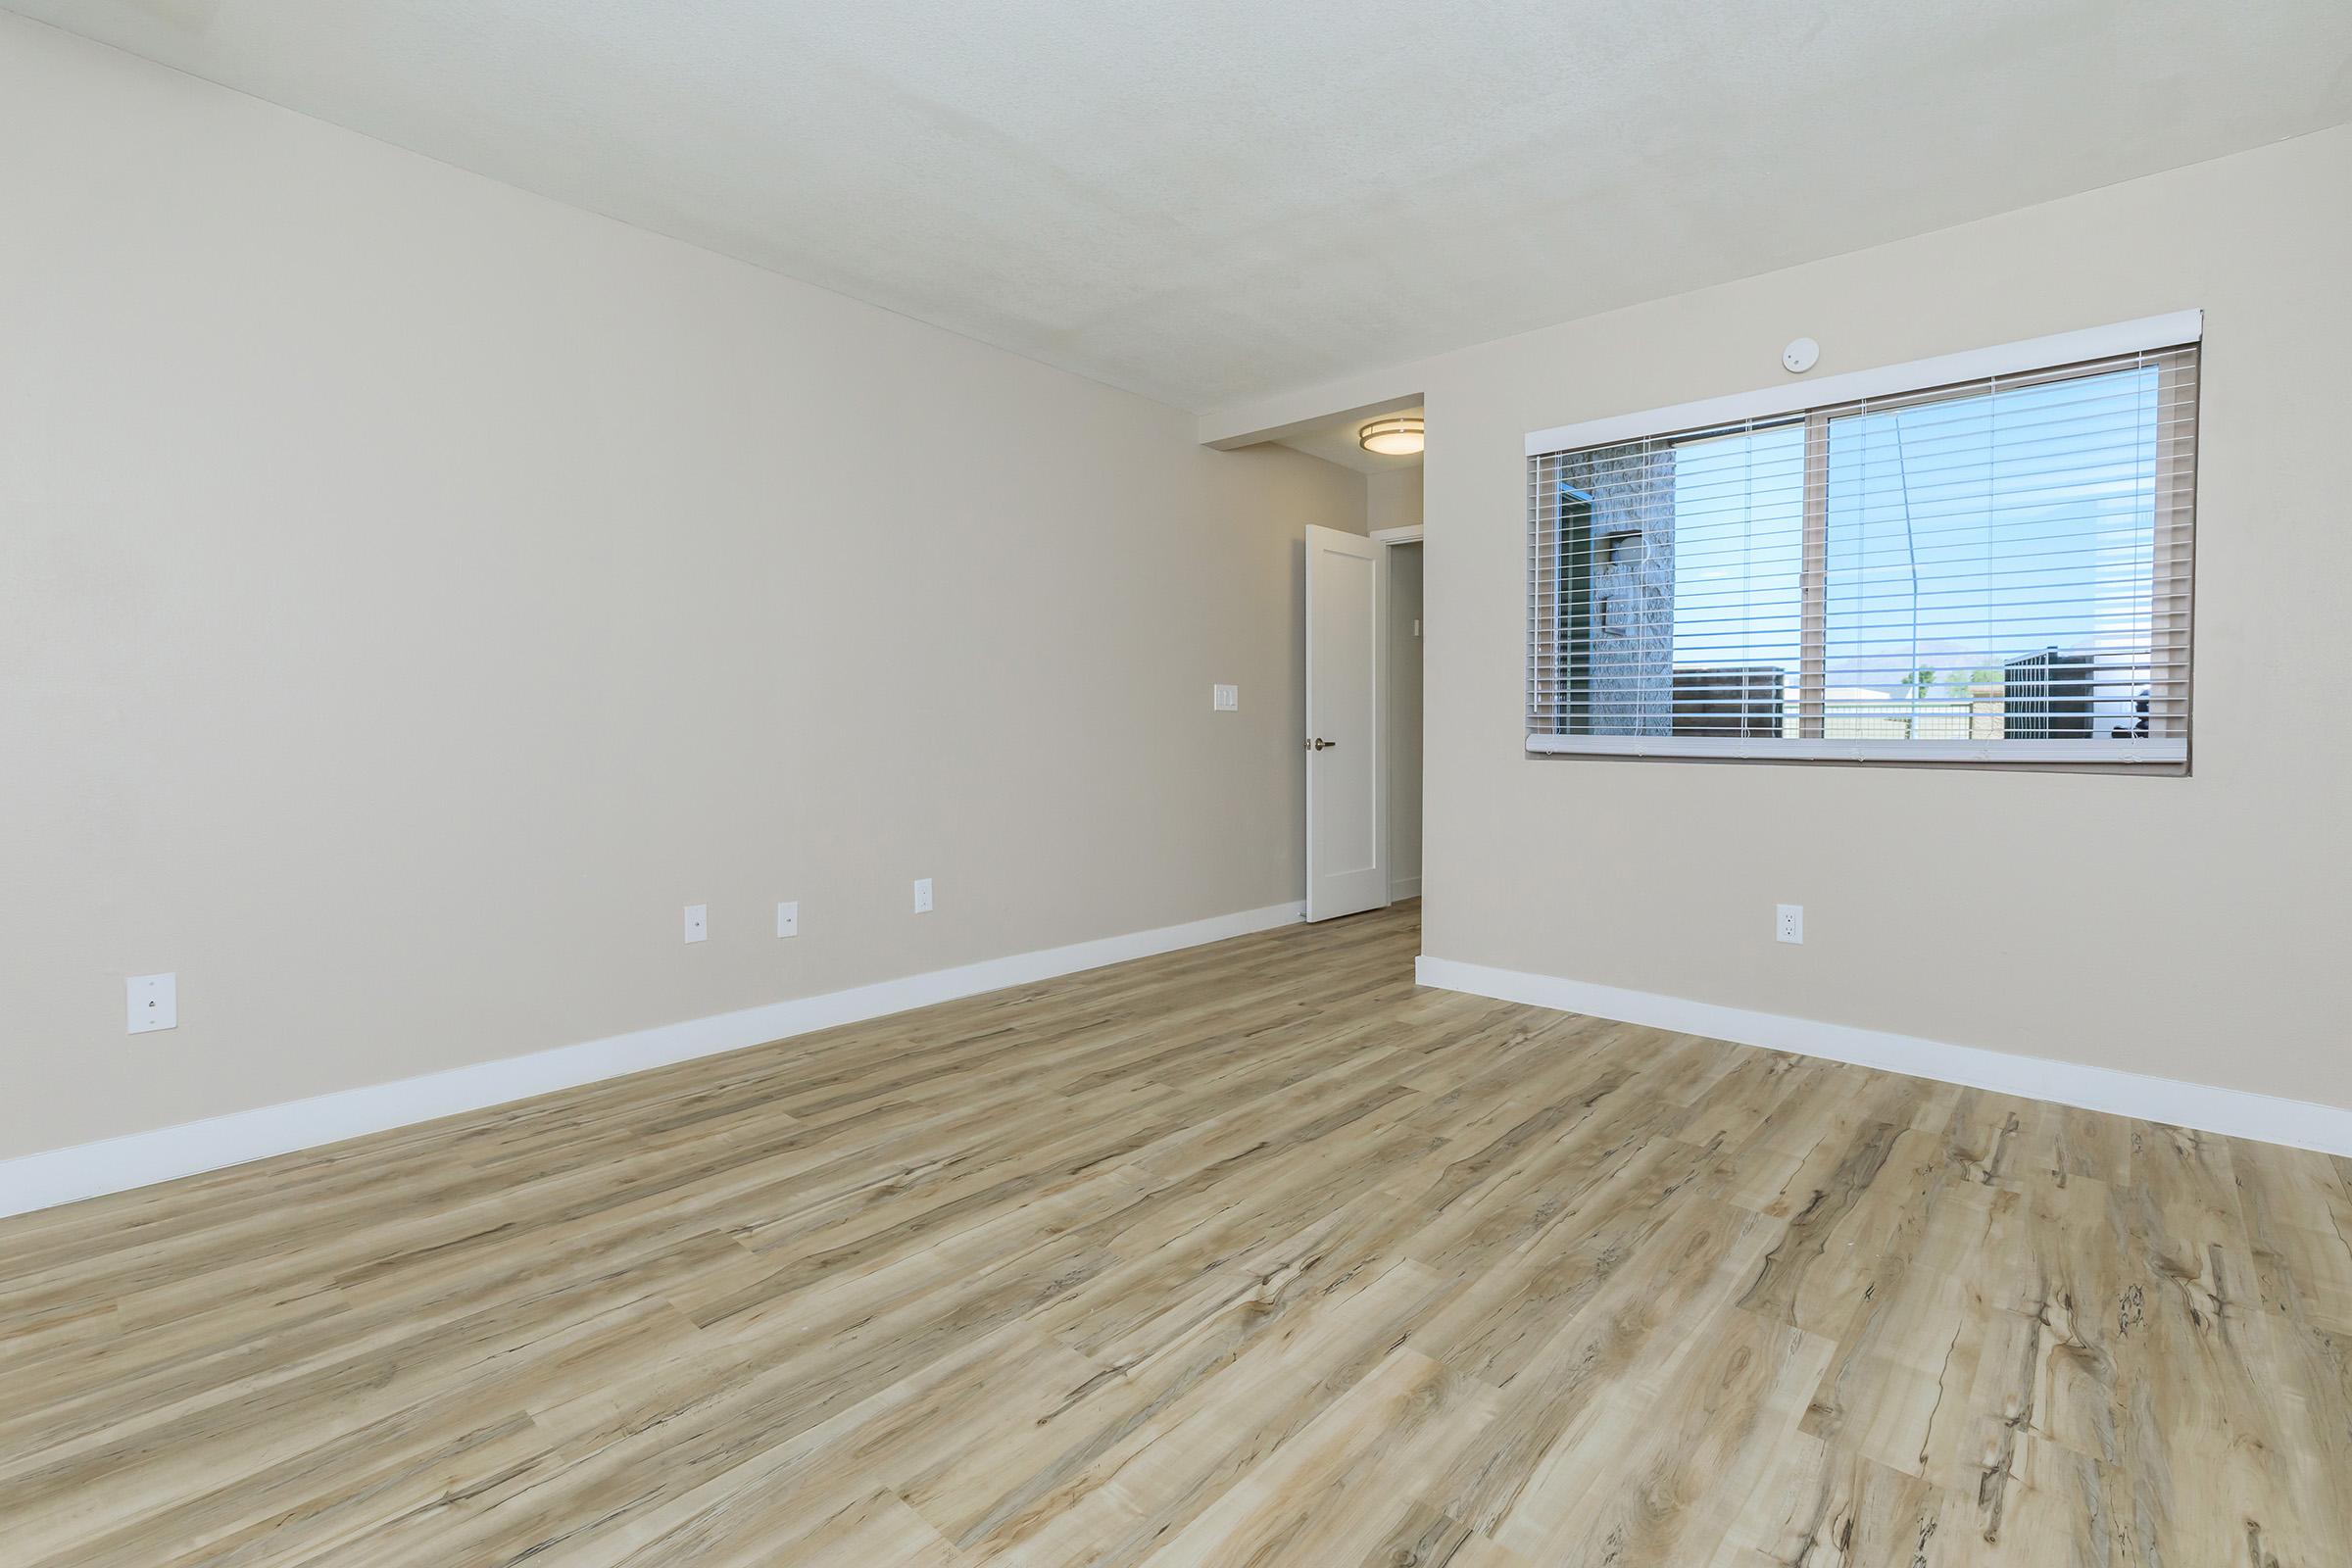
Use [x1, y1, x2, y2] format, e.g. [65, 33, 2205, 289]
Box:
[1526, 317, 2199, 766]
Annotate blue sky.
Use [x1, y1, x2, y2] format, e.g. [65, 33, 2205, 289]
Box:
[1668, 366, 2162, 702]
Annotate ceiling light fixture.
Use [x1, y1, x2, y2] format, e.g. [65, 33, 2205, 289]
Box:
[1358, 416, 1424, 457]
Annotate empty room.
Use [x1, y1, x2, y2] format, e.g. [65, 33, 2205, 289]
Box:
[3, 2, 2349, 1563]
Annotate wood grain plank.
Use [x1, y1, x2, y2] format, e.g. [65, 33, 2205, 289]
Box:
[1, 903, 2342, 1565]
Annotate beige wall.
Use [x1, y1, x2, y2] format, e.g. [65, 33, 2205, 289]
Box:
[1403, 125, 2352, 1111]
[0, 21, 1364, 1159]
[1367, 467, 1424, 531]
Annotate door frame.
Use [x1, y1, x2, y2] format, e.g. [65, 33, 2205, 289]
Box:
[1368, 526, 1424, 905]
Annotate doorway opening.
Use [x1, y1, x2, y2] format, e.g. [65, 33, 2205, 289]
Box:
[1245, 396, 1424, 923]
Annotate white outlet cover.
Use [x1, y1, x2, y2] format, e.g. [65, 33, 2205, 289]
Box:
[1776, 904, 1804, 944]
[128, 972, 176, 1034]
[912, 878, 933, 913]
[776, 900, 800, 938]
[684, 904, 709, 943]
[1212, 683, 1239, 711]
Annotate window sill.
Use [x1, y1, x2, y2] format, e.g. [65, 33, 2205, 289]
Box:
[1524, 734, 2187, 767]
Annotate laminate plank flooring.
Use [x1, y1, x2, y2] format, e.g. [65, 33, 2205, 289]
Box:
[3, 903, 2348, 1565]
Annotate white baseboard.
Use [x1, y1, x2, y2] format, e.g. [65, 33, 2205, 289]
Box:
[1389, 876, 1422, 901]
[1416, 956, 2352, 1159]
[0, 901, 1305, 1220]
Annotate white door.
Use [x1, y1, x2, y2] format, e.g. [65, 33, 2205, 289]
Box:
[1304, 524, 1386, 921]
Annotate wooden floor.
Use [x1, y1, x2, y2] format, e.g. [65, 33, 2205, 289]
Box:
[4, 906, 2349, 1566]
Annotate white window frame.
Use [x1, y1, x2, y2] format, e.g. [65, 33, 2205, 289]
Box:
[1524, 310, 2201, 767]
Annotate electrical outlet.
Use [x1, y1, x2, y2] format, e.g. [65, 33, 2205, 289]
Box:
[1776, 904, 1804, 945]
[1212, 683, 1239, 711]
[912, 878, 933, 913]
[776, 900, 799, 938]
[127, 973, 176, 1034]
[684, 904, 709, 943]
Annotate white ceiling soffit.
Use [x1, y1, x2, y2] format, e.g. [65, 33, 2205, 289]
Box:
[1277, 407, 1425, 474]
[9, 1, 2348, 412]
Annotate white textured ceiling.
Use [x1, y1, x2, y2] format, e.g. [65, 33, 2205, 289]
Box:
[10, 1, 2348, 411]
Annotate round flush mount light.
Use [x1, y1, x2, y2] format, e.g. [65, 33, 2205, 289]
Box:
[1782, 337, 1821, 374]
[1358, 416, 1425, 457]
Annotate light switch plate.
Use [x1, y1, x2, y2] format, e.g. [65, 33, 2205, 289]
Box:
[128, 973, 176, 1034]
[684, 904, 709, 943]
[912, 878, 933, 913]
[1212, 684, 1239, 711]
[776, 900, 800, 938]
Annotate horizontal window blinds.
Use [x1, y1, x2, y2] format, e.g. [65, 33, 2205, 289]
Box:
[1526, 341, 2198, 765]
